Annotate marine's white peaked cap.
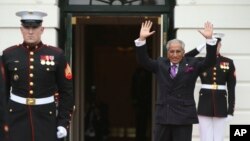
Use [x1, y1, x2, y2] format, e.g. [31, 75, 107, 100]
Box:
[16, 11, 47, 20]
[213, 33, 225, 39]
[16, 11, 47, 27]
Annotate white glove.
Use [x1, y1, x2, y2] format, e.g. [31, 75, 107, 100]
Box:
[226, 115, 233, 122]
[57, 126, 67, 138]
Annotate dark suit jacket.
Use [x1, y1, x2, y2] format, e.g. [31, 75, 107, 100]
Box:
[135, 43, 217, 125]
[198, 55, 236, 117]
[186, 49, 236, 117]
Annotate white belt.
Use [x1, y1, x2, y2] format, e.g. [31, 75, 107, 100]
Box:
[201, 84, 226, 90]
[10, 93, 54, 105]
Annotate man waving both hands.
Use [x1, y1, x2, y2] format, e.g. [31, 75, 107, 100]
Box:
[134, 20, 218, 141]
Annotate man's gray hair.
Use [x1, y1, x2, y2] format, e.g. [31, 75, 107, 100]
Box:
[166, 39, 185, 50]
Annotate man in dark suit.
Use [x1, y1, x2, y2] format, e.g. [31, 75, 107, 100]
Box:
[134, 21, 218, 141]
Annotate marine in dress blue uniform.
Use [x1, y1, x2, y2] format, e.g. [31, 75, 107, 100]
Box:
[186, 33, 237, 141]
[2, 11, 74, 141]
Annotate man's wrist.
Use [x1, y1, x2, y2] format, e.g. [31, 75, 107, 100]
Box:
[139, 37, 146, 41]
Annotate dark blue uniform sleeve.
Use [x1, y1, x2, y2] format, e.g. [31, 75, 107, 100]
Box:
[227, 60, 236, 115]
[0, 56, 7, 140]
[56, 53, 74, 129]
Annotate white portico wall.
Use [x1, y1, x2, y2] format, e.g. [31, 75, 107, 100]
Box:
[0, 0, 59, 54]
[175, 0, 250, 141]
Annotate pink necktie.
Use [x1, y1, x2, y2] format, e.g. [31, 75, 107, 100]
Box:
[170, 65, 177, 78]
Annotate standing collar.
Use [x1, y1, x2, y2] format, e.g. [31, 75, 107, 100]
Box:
[22, 41, 43, 50]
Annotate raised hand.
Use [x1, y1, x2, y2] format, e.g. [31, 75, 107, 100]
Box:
[139, 20, 155, 41]
[198, 21, 213, 39]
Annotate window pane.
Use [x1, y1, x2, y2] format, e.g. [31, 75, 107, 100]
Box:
[69, 0, 165, 5]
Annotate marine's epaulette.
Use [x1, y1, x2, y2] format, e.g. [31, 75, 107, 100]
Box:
[46, 45, 63, 53]
[219, 54, 233, 62]
[3, 44, 21, 53]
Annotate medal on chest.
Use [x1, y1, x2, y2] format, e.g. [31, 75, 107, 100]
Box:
[40, 55, 55, 66]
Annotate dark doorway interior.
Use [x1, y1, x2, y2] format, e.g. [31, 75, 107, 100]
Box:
[74, 16, 160, 141]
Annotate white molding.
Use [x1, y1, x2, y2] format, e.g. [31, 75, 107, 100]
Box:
[175, 5, 250, 28]
[0, 5, 60, 28]
[177, 29, 250, 55]
[0, 0, 58, 5]
[177, 0, 250, 5]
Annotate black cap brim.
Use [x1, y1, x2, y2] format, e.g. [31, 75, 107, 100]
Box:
[21, 20, 42, 27]
[216, 38, 222, 43]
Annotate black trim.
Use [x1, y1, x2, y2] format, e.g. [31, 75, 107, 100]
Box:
[58, 0, 176, 49]
[64, 5, 170, 13]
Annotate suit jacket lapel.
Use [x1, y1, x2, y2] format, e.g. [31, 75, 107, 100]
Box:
[175, 59, 187, 79]
[164, 60, 172, 79]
